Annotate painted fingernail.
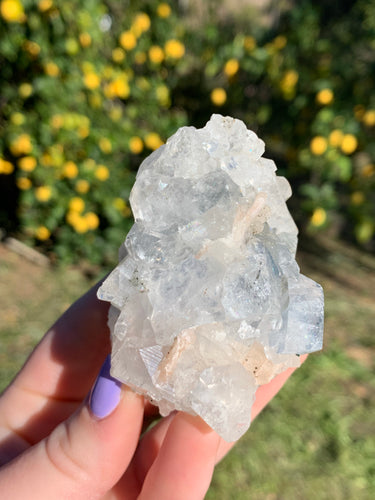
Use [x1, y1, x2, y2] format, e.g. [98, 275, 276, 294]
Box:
[90, 355, 122, 419]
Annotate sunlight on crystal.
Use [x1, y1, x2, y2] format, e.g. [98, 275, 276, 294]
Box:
[98, 115, 324, 442]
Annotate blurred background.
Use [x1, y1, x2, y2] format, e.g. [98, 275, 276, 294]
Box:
[0, 0, 374, 498]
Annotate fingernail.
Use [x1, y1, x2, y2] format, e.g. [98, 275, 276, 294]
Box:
[90, 355, 122, 419]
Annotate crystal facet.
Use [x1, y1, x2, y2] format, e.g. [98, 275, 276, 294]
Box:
[98, 115, 324, 442]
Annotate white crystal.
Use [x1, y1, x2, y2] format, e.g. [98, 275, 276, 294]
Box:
[98, 114, 324, 442]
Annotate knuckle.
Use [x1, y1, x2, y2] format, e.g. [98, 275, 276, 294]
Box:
[44, 421, 91, 486]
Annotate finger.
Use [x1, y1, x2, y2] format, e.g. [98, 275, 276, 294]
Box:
[112, 411, 176, 498]
[138, 412, 220, 500]
[11, 280, 110, 399]
[116, 353, 309, 495]
[215, 354, 308, 462]
[0, 363, 144, 499]
[0, 281, 110, 445]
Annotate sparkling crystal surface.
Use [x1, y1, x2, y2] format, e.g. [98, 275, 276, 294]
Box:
[98, 115, 324, 442]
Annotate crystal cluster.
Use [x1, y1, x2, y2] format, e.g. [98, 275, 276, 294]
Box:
[98, 115, 324, 442]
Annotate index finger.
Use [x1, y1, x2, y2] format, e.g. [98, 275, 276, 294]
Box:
[0, 281, 110, 445]
[9, 280, 110, 400]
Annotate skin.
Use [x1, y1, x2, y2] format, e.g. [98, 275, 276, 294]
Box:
[0, 281, 306, 499]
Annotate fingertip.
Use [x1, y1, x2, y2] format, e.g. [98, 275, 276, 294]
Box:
[177, 412, 212, 431]
[89, 355, 122, 419]
[138, 411, 220, 500]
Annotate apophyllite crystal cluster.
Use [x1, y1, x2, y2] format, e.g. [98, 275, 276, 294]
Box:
[98, 115, 324, 442]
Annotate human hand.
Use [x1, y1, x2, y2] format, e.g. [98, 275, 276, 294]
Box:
[0, 281, 306, 499]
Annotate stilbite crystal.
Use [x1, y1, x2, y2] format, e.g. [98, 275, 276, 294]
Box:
[98, 115, 324, 442]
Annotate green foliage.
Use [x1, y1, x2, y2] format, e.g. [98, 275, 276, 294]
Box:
[0, 0, 374, 263]
[180, 0, 375, 244]
[0, 0, 187, 263]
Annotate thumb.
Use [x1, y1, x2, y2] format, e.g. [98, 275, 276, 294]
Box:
[0, 356, 144, 499]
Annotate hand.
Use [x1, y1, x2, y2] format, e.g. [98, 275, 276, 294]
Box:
[0, 281, 305, 499]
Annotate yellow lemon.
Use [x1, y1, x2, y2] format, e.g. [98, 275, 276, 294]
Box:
[99, 137, 112, 154]
[311, 207, 327, 227]
[328, 129, 343, 148]
[149, 45, 164, 64]
[71, 215, 89, 233]
[79, 32, 91, 48]
[63, 161, 79, 179]
[35, 186, 52, 202]
[82, 61, 95, 74]
[75, 179, 90, 194]
[134, 51, 147, 64]
[18, 156, 36, 171]
[19, 83, 33, 98]
[24, 40, 41, 56]
[38, 0, 52, 12]
[112, 47, 125, 62]
[144, 133, 163, 150]
[51, 114, 64, 129]
[65, 38, 79, 55]
[35, 226, 51, 240]
[224, 59, 239, 78]
[11, 135, 32, 156]
[280, 70, 299, 92]
[110, 78, 130, 99]
[44, 61, 60, 77]
[78, 126, 90, 139]
[119, 31, 137, 51]
[156, 84, 170, 107]
[83, 73, 100, 90]
[164, 39, 185, 59]
[17, 177, 32, 190]
[340, 134, 358, 155]
[113, 197, 125, 210]
[10, 112, 25, 125]
[95, 165, 110, 181]
[41, 153, 53, 166]
[362, 110, 375, 127]
[310, 136, 328, 156]
[131, 12, 151, 36]
[157, 3, 171, 18]
[210, 88, 227, 106]
[69, 197, 85, 213]
[316, 88, 333, 105]
[129, 136, 144, 154]
[85, 212, 100, 230]
[0, 159, 14, 174]
[0, 0, 25, 22]
[355, 221, 373, 244]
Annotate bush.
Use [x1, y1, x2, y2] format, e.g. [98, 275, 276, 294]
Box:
[177, 0, 375, 245]
[0, 0, 374, 264]
[0, 0, 187, 263]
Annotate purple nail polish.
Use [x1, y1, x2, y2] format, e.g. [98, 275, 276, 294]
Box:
[90, 355, 122, 419]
